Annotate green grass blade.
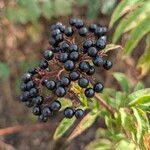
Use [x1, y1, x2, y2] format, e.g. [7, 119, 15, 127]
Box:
[124, 16, 150, 55]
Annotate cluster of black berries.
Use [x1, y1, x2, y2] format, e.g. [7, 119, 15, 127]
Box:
[20, 18, 113, 122]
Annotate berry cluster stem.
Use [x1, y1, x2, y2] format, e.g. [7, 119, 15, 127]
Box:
[95, 93, 116, 115]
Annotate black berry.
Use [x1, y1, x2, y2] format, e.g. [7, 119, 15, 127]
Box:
[51, 100, 61, 111]
[64, 60, 75, 71]
[75, 109, 84, 118]
[55, 86, 66, 97]
[88, 47, 98, 57]
[43, 50, 54, 61]
[69, 71, 80, 81]
[84, 88, 95, 98]
[64, 107, 74, 118]
[93, 82, 104, 92]
[103, 60, 113, 70]
[45, 80, 56, 90]
[78, 77, 89, 88]
[69, 51, 79, 61]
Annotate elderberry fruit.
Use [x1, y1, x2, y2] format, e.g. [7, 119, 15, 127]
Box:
[69, 44, 78, 52]
[88, 47, 98, 57]
[55, 87, 66, 97]
[75, 109, 84, 119]
[69, 51, 79, 61]
[32, 106, 41, 116]
[78, 77, 89, 88]
[83, 40, 93, 49]
[60, 77, 70, 87]
[43, 50, 54, 61]
[20, 18, 113, 122]
[45, 80, 56, 90]
[59, 52, 68, 63]
[93, 82, 104, 93]
[84, 88, 95, 98]
[64, 107, 74, 118]
[42, 106, 52, 117]
[89, 24, 97, 32]
[79, 61, 90, 73]
[79, 27, 88, 36]
[103, 60, 113, 70]
[39, 60, 48, 69]
[50, 100, 61, 111]
[69, 71, 80, 81]
[33, 96, 43, 105]
[64, 60, 75, 71]
[69, 18, 77, 26]
[64, 27, 74, 36]
[92, 56, 104, 67]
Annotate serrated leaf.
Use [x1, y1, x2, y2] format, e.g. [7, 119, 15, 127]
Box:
[109, 0, 140, 27]
[53, 117, 76, 140]
[113, 72, 129, 93]
[128, 88, 150, 106]
[112, 2, 150, 43]
[125, 16, 150, 55]
[67, 112, 98, 141]
[0, 62, 10, 80]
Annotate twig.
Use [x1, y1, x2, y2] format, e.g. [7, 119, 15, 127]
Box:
[0, 123, 55, 136]
[95, 93, 116, 115]
[57, 68, 65, 80]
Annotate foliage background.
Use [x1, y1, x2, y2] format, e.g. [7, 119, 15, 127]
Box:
[0, 0, 149, 149]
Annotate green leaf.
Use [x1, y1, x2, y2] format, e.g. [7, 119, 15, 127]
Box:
[112, 2, 150, 43]
[116, 140, 136, 150]
[113, 72, 129, 93]
[54, 0, 73, 16]
[87, 0, 100, 19]
[128, 88, 150, 106]
[41, 0, 53, 19]
[0, 62, 10, 80]
[137, 34, 150, 77]
[132, 108, 143, 143]
[134, 81, 145, 91]
[132, 108, 149, 145]
[85, 139, 112, 150]
[59, 98, 72, 110]
[102, 44, 122, 53]
[109, 0, 140, 27]
[25, 0, 41, 23]
[125, 16, 150, 55]
[72, 83, 88, 107]
[67, 112, 98, 141]
[53, 117, 76, 140]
